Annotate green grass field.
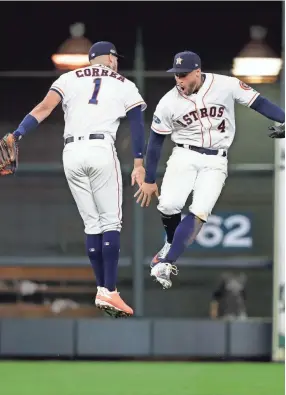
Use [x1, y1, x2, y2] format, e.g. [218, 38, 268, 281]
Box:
[0, 361, 284, 395]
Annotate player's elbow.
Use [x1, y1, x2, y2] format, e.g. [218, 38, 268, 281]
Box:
[30, 101, 54, 122]
[30, 90, 61, 122]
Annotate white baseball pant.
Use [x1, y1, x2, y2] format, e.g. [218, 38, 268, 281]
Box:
[63, 138, 122, 234]
[157, 146, 228, 221]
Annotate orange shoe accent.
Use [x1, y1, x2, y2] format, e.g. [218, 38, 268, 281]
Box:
[152, 254, 160, 264]
[97, 289, 134, 316]
[95, 288, 122, 318]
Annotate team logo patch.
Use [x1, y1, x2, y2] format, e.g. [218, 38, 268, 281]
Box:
[153, 115, 161, 124]
[239, 81, 252, 90]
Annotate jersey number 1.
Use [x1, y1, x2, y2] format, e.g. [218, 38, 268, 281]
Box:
[89, 78, 102, 105]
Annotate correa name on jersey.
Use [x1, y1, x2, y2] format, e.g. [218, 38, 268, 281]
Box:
[75, 67, 125, 82]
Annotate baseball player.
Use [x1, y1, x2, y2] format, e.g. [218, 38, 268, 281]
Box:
[135, 50, 285, 289]
[8, 41, 147, 317]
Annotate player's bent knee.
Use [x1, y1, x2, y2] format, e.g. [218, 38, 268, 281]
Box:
[101, 222, 122, 233]
[189, 208, 209, 222]
[157, 201, 182, 216]
[85, 224, 102, 234]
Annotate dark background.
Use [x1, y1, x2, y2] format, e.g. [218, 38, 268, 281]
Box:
[0, 1, 282, 71]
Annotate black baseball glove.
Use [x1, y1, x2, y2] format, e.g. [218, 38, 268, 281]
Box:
[268, 123, 285, 139]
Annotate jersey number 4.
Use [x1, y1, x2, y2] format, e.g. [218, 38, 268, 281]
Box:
[89, 78, 102, 105]
[218, 119, 226, 133]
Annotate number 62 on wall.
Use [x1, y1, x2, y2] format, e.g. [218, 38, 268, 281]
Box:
[191, 213, 253, 249]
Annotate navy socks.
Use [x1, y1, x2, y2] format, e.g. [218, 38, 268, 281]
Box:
[160, 212, 181, 244]
[86, 234, 104, 287]
[102, 231, 120, 292]
[165, 213, 203, 263]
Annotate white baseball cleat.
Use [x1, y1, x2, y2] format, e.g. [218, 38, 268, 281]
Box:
[150, 262, 178, 289]
[150, 241, 171, 267]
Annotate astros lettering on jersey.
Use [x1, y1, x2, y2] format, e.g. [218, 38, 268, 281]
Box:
[151, 73, 259, 149]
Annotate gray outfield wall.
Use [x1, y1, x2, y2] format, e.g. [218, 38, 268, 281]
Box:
[0, 318, 272, 359]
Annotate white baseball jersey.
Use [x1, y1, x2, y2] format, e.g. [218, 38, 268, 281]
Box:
[151, 73, 260, 150]
[50, 64, 146, 140]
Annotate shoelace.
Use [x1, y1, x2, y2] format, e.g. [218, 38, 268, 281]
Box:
[165, 263, 179, 276]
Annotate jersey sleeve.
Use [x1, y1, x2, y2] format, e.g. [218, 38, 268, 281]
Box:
[124, 82, 147, 113]
[151, 100, 172, 135]
[232, 77, 260, 107]
[50, 73, 68, 102]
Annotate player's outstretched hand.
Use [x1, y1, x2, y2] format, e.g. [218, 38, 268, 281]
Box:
[268, 123, 285, 139]
[131, 165, 145, 186]
[134, 182, 159, 207]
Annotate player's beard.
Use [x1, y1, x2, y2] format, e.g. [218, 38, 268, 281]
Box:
[177, 80, 197, 96]
[183, 81, 197, 96]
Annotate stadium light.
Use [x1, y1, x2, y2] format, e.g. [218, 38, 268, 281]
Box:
[232, 26, 283, 83]
[51, 23, 92, 71]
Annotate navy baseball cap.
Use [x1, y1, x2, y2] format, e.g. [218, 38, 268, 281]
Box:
[167, 51, 201, 73]
[88, 41, 123, 61]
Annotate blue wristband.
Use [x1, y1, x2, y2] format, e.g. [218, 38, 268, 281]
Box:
[13, 114, 39, 139]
